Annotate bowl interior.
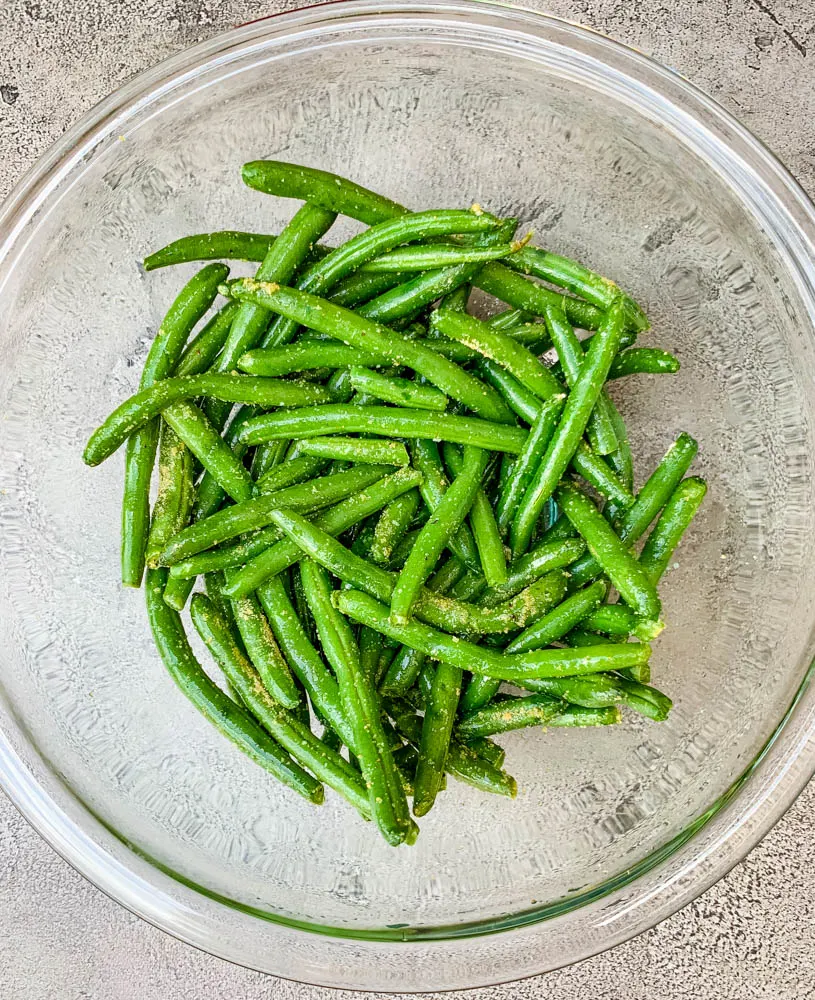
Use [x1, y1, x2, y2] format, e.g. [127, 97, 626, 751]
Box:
[1, 5, 814, 949]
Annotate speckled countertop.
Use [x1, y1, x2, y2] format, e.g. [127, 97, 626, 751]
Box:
[1, 2, 813, 998]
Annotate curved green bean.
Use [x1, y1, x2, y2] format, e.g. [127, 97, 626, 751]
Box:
[475, 261, 604, 331]
[145, 568, 322, 802]
[608, 348, 680, 379]
[519, 673, 672, 721]
[121, 262, 227, 586]
[347, 366, 449, 412]
[144, 231, 278, 271]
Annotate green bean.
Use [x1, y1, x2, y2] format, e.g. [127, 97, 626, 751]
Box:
[239, 342, 385, 376]
[474, 359, 635, 509]
[266, 507, 567, 636]
[477, 536, 586, 606]
[223, 467, 422, 598]
[145, 423, 195, 569]
[639, 476, 707, 582]
[579, 603, 650, 639]
[556, 481, 662, 623]
[441, 284, 470, 312]
[298, 436, 410, 467]
[505, 581, 608, 654]
[413, 661, 462, 815]
[121, 263, 228, 586]
[475, 261, 604, 331]
[229, 281, 513, 422]
[360, 242, 521, 272]
[519, 673, 672, 721]
[391, 447, 488, 623]
[189, 592, 371, 816]
[254, 454, 330, 494]
[603, 393, 634, 491]
[84, 374, 331, 466]
[160, 464, 389, 566]
[550, 705, 621, 727]
[434, 308, 563, 402]
[511, 300, 628, 556]
[442, 443, 507, 588]
[241, 160, 408, 226]
[487, 307, 534, 331]
[226, 584, 301, 709]
[238, 404, 527, 454]
[299, 559, 416, 844]
[162, 401, 253, 503]
[505, 245, 648, 330]
[205, 203, 338, 431]
[175, 300, 241, 376]
[608, 348, 680, 379]
[356, 264, 481, 326]
[145, 569, 323, 801]
[329, 271, 409, 309]
[410, 440, 480, 571]
[426, 555, 467, 594]
[203, 569, 248, 656]
[568, 432, 698, 588]
[543, 303, 618, 455]
[457, 693, 566, 739]
[495, 395, 565, 538]
[144, 231, 278, 271]
[347, 366, 449, 412]
[370, 488, 420, 565]
[254, 575, 357, 752]
[384, 698, 516, 799]
[336, 590, 651, 681]
[466, 737, 506, 769]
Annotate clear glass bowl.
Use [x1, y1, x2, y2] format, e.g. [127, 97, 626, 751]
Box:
[1, 1, 814, 990]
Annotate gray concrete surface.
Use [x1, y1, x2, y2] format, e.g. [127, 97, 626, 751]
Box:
[1, 1, 814, 997]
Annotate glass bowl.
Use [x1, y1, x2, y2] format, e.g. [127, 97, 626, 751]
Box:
[1, 1, 814, 990]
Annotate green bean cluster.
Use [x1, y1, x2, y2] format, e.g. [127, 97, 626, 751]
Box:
[84, 161, 706, 845]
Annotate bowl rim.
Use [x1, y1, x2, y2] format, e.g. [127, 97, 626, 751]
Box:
[1, 0, 815, 989]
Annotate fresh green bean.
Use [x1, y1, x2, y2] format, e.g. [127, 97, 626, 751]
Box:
[347, 366, 449, 412]
[391, 447, 488, 623]
[241, 160, 408, 226]
[329, 271, 409, 309]
[457, 693, 565, 739]
[370, 488, 420, 565]
[478, 536, 586, 606]
[505, 581, 608, 654]
[298, 436, 410, 467]
[410, 440, 480, 571]
[162, 400, 253, 503]
[543, 302, 618, 455]
[299, 559, 416, 844]
[360, 242, 521, 272]
[568, 432, 698, 589]
[494, 395, 565, 538]
[550, 705, 622, 727]
[511, 300, 628, 556]
[144, 231, 278, 271]
[639, 476, 707, 582]
[175, 300, 241, 376]
[505, 245, 648, 330]
[608, 348, 680, 379]
[238, 405, 527, 454]
[229, 281, 513, 422]
[413, 661, 462, 816]
[254, 454, 330, 494]
[336, 590, 651, 681]
[145, 424, 194, 569]
[433, 308, 563, 402]
[486, 307, 534, 331]
[145, 568, 323, 801]
[579, 603, 652, 639]
[190, 592, 370, 816]
[159, 464, 389, 565]
[226, 584, 301, 709]
[84, 374, 330, 466]
[239, 342, 385, 377]
[254, 575, 357, 751]
[466, 737, 506, 769]
[441, 284, 470, 312]
[603, 393, 634, 491]
[475, 261, 604, 331]
[519, 673, 672, 721]
[442, 443, 507, 588]
[121, 263, 228, 586]
[356, 264, 482, 326]
[556, 481, 662, 623]
[222, 467, 422, 598]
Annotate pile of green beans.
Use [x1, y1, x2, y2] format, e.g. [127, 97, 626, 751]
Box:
[84, 160, 706, 845]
